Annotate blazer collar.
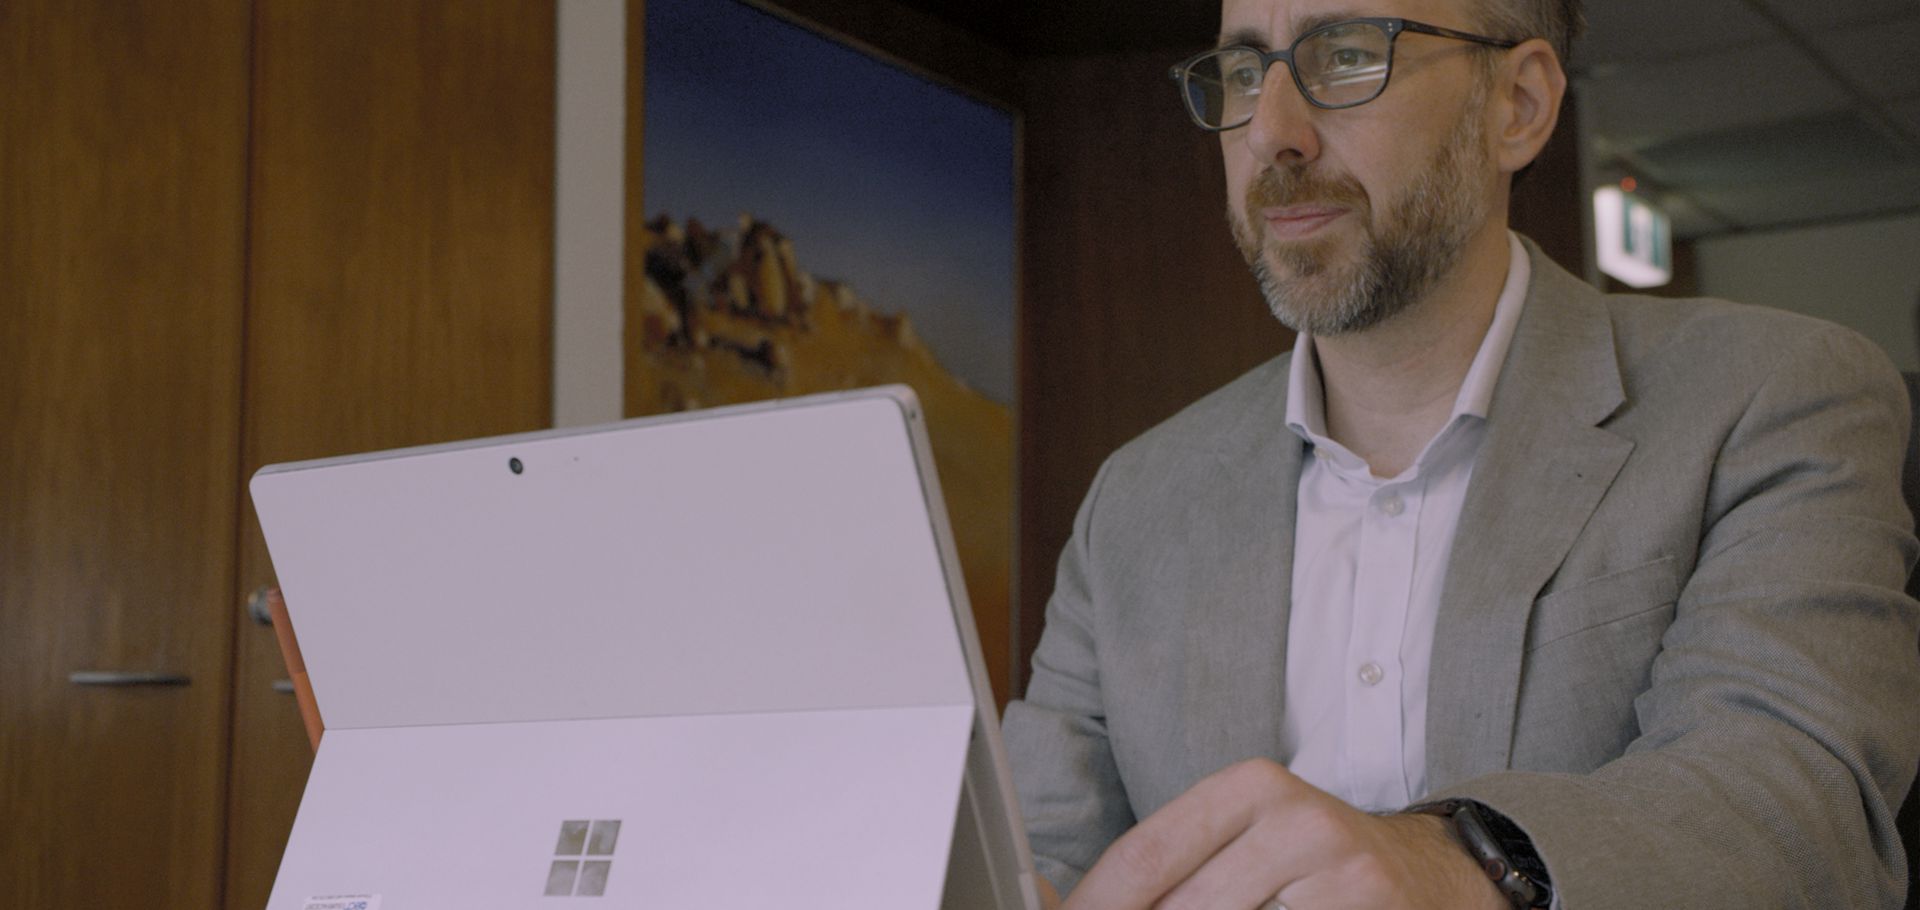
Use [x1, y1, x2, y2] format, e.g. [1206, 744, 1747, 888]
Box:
[1172, 241, 1633, 790]
[1423, 238, 1636, 790]
[1176, 357, 1305, 780]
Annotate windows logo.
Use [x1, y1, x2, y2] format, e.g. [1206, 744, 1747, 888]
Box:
[545, 819, 620, 897]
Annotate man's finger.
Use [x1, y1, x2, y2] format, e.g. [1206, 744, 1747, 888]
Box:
[1062, 760, 1297, 909]
[1144, 819, 1316, 910]
[1062, 815, 1243, 909]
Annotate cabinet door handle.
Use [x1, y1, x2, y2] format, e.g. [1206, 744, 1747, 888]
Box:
[246, 585, 276, 626]
[69, 671, 192, 687]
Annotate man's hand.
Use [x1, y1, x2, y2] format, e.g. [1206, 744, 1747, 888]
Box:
[1060, 759, 1505, 910]
[1037, 875, 1063, 910]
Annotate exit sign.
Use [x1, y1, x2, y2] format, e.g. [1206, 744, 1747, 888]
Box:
[1594, 186, 1672, 289]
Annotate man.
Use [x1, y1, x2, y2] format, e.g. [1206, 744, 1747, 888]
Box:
[1001, 0, 1920, 907]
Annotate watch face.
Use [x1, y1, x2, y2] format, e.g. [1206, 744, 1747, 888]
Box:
[1470, 804, 1553, 884]
[1445, 801, 1552, 908]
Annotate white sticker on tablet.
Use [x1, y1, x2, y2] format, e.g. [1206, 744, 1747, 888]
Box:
[302, 895, 380, 910]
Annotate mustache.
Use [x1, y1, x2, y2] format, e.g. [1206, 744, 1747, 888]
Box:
[1244, 165, 1367, 213]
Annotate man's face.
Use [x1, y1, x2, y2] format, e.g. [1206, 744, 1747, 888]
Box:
[1220, 0, 1503, 335]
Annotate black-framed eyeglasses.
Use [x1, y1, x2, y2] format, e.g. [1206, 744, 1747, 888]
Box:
[1169, 18, 1520, 130]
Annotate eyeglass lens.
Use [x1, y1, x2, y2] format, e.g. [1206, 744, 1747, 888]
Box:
[1182, 22, 1393, 127]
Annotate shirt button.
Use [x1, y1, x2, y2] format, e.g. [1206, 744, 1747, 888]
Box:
[1358, 662, 1385, 686]
[1379, 494, 1404, 516]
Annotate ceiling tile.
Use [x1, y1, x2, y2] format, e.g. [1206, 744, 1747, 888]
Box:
[1751, 0, 1920, 32]
[1634, 110, 1915, 187]
[1573, 0, 1774, 68]
[1649, 192, 1738, 238]
[1577, 39, 1850, 151]
[1686, 161, 1920, 234]
[1897, 95, 1920, 137]
[1806, 15, 1920, 104]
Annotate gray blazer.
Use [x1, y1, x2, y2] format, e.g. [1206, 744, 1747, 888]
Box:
[1003, 240, 1920, 908]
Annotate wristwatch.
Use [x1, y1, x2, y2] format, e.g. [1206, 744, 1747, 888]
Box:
[1406, 798, 1553, 909]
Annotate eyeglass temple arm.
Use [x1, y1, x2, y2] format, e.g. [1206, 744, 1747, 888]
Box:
[1398, 20, 1520, 48]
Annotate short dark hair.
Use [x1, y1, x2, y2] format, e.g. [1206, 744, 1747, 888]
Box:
[1475, 0, 1585, 67]
[1466, 0, 1582, 184]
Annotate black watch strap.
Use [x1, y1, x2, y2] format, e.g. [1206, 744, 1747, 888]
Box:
[1407, 798, 1553, 908]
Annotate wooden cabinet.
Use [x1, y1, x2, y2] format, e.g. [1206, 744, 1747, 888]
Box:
[1, 3, 251, 906]
[0, 2, 555, 907]
[225, 4, 555, 908]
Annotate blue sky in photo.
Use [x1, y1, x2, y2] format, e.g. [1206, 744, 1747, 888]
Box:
[644, 0, 1017, 404]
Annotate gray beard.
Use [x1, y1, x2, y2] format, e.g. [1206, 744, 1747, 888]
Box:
[1244, 111, 1489, 337]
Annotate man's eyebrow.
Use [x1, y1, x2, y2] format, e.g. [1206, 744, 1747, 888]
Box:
[1293, 8, 1374, 43]
[1220, 9, 1369, 49]
[1216, 27, 1270, 50]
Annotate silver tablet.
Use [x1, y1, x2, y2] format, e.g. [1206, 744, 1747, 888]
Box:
[252, 385, 1040, 909]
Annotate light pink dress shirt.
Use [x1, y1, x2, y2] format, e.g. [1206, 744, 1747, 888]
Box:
[1279, 232, 1530, 811]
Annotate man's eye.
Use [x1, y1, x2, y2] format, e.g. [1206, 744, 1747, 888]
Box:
[1227, 65, 1264, 90]
[1325, 47, 1378, 70]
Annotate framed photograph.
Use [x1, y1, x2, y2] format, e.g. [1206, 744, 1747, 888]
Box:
[635, 0, 1020, 701]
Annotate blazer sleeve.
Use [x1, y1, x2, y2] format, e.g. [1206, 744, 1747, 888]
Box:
[1001, 457, 1136, 896]
[1435, 325, 1920, 909]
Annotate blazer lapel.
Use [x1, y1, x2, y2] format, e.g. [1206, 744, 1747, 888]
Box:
[1424, 245, 1635, 791]
[1181, 363, 1305, 782]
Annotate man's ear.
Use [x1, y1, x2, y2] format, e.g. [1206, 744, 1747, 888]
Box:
[1491, 38, 1567, 177]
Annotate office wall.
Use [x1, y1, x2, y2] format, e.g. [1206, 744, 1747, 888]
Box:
[1016, 48, 1296, 691]
[1694, 213, 1920, 372]
[554, 0, 630, 427]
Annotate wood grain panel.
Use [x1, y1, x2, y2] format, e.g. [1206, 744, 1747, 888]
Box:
[625, 0, 648, 397]
[0, 1, 251, 906]
[1016, 48, 1295, 694]
[1510, 89, 1589, 276]
[222, 4, 556, 908]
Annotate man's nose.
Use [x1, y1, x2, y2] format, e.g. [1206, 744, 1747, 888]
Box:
[1242, 62, 1321, 166]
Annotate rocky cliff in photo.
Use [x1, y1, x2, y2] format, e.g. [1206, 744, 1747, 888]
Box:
[627, 214, 1016, 699]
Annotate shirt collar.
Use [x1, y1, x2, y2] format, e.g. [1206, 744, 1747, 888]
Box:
[1285, 231, 1531, 446]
